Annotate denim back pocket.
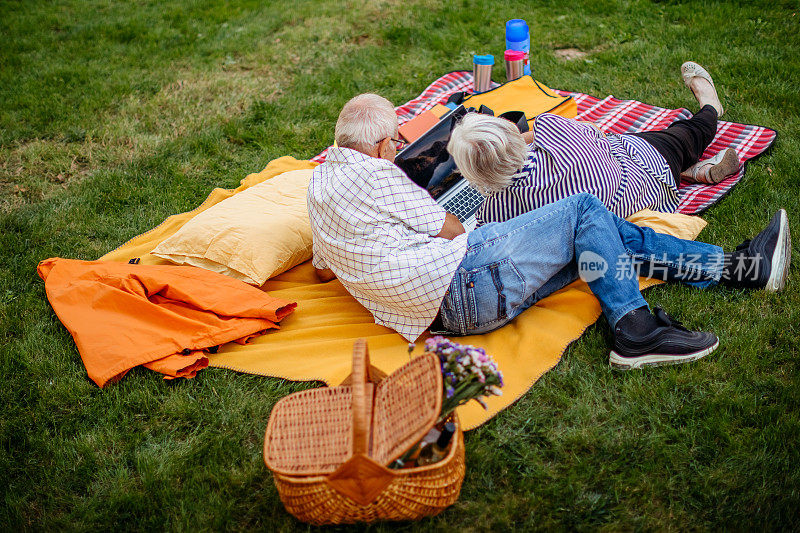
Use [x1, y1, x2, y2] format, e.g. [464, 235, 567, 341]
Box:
[436, 287, 462, 335]
[463, 259, 525, 332]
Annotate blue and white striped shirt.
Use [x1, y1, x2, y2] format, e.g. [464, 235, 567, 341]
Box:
[476, 113, 678, 226]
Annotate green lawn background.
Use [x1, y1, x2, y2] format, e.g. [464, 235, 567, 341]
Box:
[2, 0, 799, 530]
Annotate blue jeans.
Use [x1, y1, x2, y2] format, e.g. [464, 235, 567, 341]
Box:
[439, 193, 724, 335]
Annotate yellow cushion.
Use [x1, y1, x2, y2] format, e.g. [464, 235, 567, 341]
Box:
[626, 208, 707, 238]
[151, 169, 314, 286]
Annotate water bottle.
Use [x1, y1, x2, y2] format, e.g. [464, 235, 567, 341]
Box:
[505, 19, 531, 76]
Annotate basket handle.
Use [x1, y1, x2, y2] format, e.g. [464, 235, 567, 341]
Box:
[350, 338, 371, 456]
[323, 340, 400, 507]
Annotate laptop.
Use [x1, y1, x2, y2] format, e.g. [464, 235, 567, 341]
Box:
[394, 106, 483, 231]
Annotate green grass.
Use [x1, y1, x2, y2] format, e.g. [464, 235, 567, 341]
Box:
[2, 0, 799, 529]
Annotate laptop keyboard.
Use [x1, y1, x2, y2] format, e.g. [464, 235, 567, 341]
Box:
[440, 186, 484, 222]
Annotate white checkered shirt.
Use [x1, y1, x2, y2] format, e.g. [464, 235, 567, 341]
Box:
[308, 147, 468, 341]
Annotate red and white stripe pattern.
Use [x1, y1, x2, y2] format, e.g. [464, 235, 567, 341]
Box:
[313, 71, 776, 215]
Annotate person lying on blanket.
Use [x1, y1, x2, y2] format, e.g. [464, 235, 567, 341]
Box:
[307, 92, 790, 370]
[448, 61, 739, 225]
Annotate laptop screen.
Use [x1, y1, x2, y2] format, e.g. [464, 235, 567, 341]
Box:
[394, 106, 467, 200]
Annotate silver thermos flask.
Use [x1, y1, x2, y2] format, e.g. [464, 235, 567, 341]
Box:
[504, 49, 525, 81]
[473, 54, 494, 93]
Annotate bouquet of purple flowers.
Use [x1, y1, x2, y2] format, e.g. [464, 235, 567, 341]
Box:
[390, 337, 504, 469]
[422, 336, 504, 421]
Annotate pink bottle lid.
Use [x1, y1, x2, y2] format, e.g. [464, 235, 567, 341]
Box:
[504, 50, 525, 61]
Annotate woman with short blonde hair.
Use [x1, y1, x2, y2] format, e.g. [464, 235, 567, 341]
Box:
[447, 113, 528, 195]
[448, 62, 739, 227]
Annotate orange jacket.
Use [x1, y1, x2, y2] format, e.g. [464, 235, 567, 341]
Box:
[38, 258, 296, 387]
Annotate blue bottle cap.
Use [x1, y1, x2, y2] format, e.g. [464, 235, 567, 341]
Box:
[473, 54, 494, 65]
[505, 19, 529, 42]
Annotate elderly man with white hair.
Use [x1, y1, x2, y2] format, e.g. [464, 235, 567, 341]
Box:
[306, 92, 790, 370]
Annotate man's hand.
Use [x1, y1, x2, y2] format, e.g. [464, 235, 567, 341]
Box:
[435, 212, 465, 240]
[315, 268, 336, 282]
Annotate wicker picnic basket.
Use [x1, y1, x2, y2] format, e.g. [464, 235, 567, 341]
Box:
[263, 339, 465, 525]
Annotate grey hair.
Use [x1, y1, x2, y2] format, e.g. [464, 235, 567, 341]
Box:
[448, 113, 528, 195]
[334, 93, 397, 153]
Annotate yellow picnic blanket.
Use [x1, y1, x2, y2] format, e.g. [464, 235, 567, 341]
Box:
[101, 156, 707, 430]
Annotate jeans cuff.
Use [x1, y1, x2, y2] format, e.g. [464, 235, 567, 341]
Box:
[707, 245, 725, 282]
[629, 245, 725, 285]
[606, 297, 649, 329]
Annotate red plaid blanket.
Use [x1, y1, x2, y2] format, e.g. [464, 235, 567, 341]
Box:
[313, 71, 776, 215]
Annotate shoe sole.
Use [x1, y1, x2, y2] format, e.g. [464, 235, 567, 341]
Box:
[708, 148, 740, 183]
[609, 339, 720, 370]
[766, 208, 791, 292]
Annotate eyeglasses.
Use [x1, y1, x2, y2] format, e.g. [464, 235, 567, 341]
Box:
[375, 137, 407, 151]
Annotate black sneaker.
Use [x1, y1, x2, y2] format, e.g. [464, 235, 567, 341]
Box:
[723, 209, 791, 292]
[610, 308, 719, 370]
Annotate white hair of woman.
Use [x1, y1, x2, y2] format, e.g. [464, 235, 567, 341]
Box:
[334, 93, 397, 154]
[448, 113, 528, 195]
